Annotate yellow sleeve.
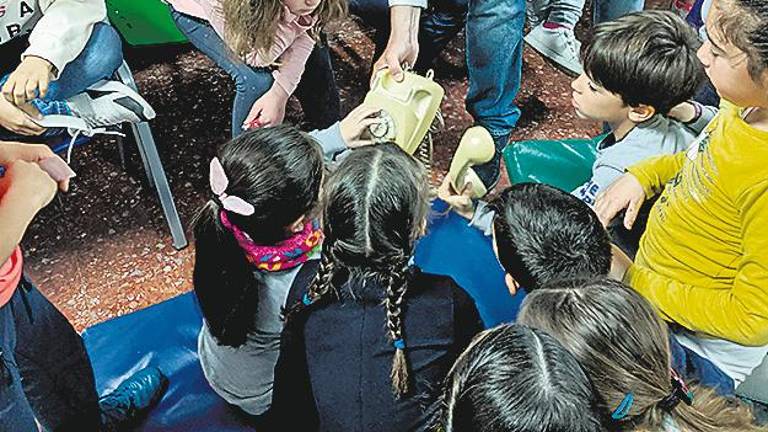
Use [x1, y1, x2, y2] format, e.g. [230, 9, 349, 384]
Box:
[626, 151, 687, 198]
[625, 181, 768, 346]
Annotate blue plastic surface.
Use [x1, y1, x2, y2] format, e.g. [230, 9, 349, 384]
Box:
[82, 200, 520, 430]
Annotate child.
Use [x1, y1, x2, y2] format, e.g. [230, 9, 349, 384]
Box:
[433, 323, 604, 432]
[0, 141, 166, 431]
[0, 0, 156, 141]
[596, 0, 768, 390]
[439, 180, 612, 295]
[518, 278, 760, 431]
[268, 144, 483, 431]
[193, 106, 381, 418]
[167, 0, 347, 136]
[571, 10, 708, 207]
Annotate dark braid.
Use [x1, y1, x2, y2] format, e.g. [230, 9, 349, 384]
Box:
[385, 254, 412, 396]
[284, 243, 337, 321]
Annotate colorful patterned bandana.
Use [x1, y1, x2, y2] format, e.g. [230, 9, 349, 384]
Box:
[219, 210, 323, 272]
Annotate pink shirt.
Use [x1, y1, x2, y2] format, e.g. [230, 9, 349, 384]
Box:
[168, 0, 316, 96]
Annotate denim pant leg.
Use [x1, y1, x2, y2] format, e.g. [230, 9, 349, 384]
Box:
[294, 36, 342, 129]
[466, 0, 524, 139]
[12, 277, 102, 431]
[547, 0, 586, 28]
[0, 291, 38, 432]
[593, 0, 645, 23]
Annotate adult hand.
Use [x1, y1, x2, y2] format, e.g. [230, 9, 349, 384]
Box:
[243, 85, 289, 130]
[2, 56, 55, 106]
[371, 5, 421, 84]
[0, 96, 45, 136]
[339, 104, 383, 148]
[0, 142, 69, 192]
[437, 175, 476, 220]
[594, 173, 646, 229]
[0, 160, 58, 213]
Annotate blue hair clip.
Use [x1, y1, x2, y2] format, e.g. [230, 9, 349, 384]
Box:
[302, 293, 313, 306]
[393, 339, 406, 350]
[611, 392, 634, 420]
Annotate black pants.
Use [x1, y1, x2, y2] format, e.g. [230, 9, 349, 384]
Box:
[0, 277, 101, 431]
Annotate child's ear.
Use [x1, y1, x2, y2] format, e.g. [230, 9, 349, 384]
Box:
[627, 104, 656, 123]
[288, 215, 306, 234]
[504, 273, 519, 296]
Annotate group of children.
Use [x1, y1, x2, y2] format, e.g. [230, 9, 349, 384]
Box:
[1, 0, 768, 430]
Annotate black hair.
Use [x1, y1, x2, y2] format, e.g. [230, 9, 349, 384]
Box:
[435, 324, 605, 432]
[714, 0, 768, 80]
[287, 143, 431, 397]
[490, 183, 611, 292]
[193, 125, 323, 347]
[583, 10, 705, 115]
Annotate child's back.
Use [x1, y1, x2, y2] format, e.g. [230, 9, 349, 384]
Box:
[274, 266, 481, 431]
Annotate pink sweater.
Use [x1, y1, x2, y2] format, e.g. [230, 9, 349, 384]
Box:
[168, 0, 316, 96]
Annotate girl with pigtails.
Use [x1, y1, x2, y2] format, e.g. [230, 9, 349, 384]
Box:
[191, 108, 382, 422]
[268, 143, 483, 432]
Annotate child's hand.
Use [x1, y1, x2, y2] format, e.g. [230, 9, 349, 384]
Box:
[339, 104, 383, 148]
[594, 173, 646, 229]
[2, 56, 55, 106]
[609, 244, 633, 281]
[0, 96, 45, 136]
[668, 101, 697, 123]
[0, 160, 58, 213]
[437, 176, 476, 220]
[243, 86, 289, 130]
[0, 142, 69, 192]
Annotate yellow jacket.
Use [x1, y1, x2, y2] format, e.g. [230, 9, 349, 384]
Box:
[626, 103, 768, 346]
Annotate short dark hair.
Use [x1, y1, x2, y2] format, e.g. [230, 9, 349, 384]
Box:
[435, 324, 605, 432]
[714, 0, 768, 80]
[490, 183, 611, 291]
[583, 10, 705, 115]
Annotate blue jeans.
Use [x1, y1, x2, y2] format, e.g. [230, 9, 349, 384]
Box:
[0, 22, 124, 141]
[0, 277, 101, 431]
[593, 0, 645, 23]
[349, 0, 525, 139]
[669, 332, 735, 397]
[170, 9, 340, 138]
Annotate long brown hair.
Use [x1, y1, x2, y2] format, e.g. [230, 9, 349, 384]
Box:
[220, 0, 347, 60]
[518, 278, 762, 432]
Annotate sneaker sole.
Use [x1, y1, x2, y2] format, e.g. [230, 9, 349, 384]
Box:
[88, 80, 157, 122]
[524, 32, 584, 76]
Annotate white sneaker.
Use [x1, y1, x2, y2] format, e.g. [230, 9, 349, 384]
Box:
[526, 0, 550, 29]
[67, 80, 156, 129]
[525, 24, 583, 76]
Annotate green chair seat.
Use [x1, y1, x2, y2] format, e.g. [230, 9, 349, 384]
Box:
[502, 135, 605, 192]
[107, 0, 187, 46]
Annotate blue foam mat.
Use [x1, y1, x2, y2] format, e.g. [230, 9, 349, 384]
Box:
[83, 201, 522, 430]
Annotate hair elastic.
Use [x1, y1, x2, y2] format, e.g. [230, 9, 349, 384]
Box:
[302, 293, 313, 306]
[611, 392, 634, 420]
[209, 157, 256, 216]
[393, 339, 406, 350]
[658, 369, 693, 412]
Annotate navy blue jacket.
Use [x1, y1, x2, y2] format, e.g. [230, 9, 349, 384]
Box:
[267, 263, 482, 432]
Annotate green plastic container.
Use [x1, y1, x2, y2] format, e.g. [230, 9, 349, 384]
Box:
[502, 135, 605, 192]
[107, 0, 187, 46]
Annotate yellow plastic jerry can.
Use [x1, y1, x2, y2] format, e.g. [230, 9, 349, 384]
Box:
[362, 69, 445, 155]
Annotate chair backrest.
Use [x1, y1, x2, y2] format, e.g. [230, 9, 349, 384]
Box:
[107, 0, 187, 46]
[502, 136, 603, 192]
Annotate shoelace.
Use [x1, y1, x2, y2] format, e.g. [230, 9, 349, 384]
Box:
[64, 126, 124, 164]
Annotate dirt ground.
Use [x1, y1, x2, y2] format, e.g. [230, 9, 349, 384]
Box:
[22, 17, 616, 332]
